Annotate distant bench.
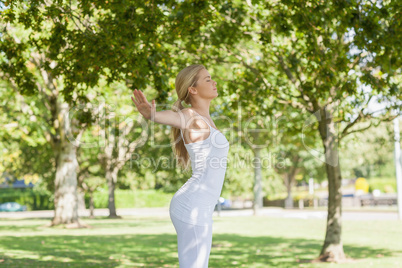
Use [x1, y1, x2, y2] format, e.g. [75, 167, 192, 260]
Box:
[359, 194, 398, 206]
[231, 198, 254, 208]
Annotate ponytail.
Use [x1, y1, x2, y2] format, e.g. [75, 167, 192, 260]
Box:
[171, 64, 205, 172]
[172, 99, 185, 112]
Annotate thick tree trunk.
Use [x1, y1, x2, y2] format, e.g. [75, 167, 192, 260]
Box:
[253, 148, 263, 215]
[51, 103, 79, 226]
[319, 158, 345, 262]
[52, 142, 79, 225]
[51, 102, 87, 228]
[106, 169, 120, 218]
[316, 106, 346, 262]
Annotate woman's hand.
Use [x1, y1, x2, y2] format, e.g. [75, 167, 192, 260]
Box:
[131, 89, 156, 120]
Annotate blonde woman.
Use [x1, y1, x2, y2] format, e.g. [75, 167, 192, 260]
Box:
[131, 64, 230, 267]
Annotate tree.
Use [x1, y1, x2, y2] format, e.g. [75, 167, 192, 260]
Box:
[0, 20, 95, 227]
[201, 0, 401, 262]
[260, 1, 401, 261]
[96, 84, 146, 218]
[272, 107, 325, 209]
[1, 0, 220, 224]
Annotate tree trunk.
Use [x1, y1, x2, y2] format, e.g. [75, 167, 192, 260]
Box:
[253, 147, 263, 215]
[285, 173, 294, 209]
[106, 169, 120, 218]
[100, 114, 138, 219]
[89, 192, 95, 218]
[52, 143, 79, 225]
[316, 106, 346, 262]
[33, 195, 37, 210]
[284, 155, 300, 209]
[77, 189, 86, 211]
[51, 102, 87, 228]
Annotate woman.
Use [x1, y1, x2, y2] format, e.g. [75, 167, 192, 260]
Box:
[131, 64, 229, 268]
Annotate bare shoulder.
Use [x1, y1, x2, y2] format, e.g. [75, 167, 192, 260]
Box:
[178, 108, 195, 120]
[179, 108, 208, 130]
[180, 108, 192, 115]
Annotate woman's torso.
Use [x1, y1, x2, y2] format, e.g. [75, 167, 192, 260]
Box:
[169, 111, 230, 226]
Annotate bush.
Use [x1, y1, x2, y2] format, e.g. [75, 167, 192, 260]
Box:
[0, 188, 176, 210]
[86, 189, 174, 209]
[0, 188, 53, 210]
[368, 177, 396, 193]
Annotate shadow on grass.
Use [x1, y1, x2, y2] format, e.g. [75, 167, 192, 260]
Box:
[1, 232, 401, 267]
[0, 216, 170, 231]
[0, 234, 178, 267]
[210, 234, 402, 267]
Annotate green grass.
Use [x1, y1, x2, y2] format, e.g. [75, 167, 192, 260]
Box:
[0, 213, 402, 267]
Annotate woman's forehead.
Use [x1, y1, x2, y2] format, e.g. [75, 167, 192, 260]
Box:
[199, 69, 210, 78]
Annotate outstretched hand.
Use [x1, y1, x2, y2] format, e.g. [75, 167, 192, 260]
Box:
[131, 89, 156, 120]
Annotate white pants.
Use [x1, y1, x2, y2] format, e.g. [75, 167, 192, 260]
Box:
[170, 213, 213, 268]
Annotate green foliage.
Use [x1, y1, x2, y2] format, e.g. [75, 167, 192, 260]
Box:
[340, 120, 397, 179]
[0, 188, 53, 210]
[87, 189, 173, 209]
[263, 176, 288, 200]
[1, 0, 221, 103]
[367, 177, 397, 193]
[0, 81, 55, 186]
[1, 0, 400, 218]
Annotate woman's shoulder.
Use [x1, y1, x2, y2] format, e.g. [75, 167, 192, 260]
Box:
[180, 108, 194, 114]
[179, 108, 208, 130]
[179, 108, 198, 119]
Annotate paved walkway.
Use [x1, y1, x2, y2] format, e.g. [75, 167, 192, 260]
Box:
[0, 207, 400, 221]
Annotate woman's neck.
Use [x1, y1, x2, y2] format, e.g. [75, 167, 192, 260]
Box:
[190, 101, 211, 118]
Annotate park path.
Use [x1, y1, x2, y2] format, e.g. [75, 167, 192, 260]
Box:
[0, 207, 399, 221]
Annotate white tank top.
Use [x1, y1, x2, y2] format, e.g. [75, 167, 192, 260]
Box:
[169, 110, 230, 226]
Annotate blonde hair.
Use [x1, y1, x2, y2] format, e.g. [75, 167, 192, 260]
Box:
[171, 64, 206, 172]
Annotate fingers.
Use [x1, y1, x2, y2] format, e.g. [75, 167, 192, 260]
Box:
[131, 96, 138, 106]
[138, 90, 148, 103]
[132, 89, 154, 110]
[131, 89, 139, 105]
[132, 89, 141, 104]
[132, 89, 144, 106]
[132, 89, 149, 105]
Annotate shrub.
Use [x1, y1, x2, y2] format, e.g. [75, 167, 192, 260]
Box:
[85, 189, 174, 208]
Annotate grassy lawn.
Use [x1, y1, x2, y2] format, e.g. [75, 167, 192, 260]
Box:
[0, 214, 402, 267]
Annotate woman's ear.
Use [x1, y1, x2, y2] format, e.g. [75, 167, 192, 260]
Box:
[188, 87, 197, 95]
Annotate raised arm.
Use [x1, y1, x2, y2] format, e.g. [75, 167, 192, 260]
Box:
[131, 89, 185, 129]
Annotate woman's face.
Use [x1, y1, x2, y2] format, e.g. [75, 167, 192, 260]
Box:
[190, 69, 218, 99]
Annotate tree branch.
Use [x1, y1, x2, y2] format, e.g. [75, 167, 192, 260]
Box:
[276, 95, 311, 112]
[340, 121, 373, 141]
[274, 52, 315, 110]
